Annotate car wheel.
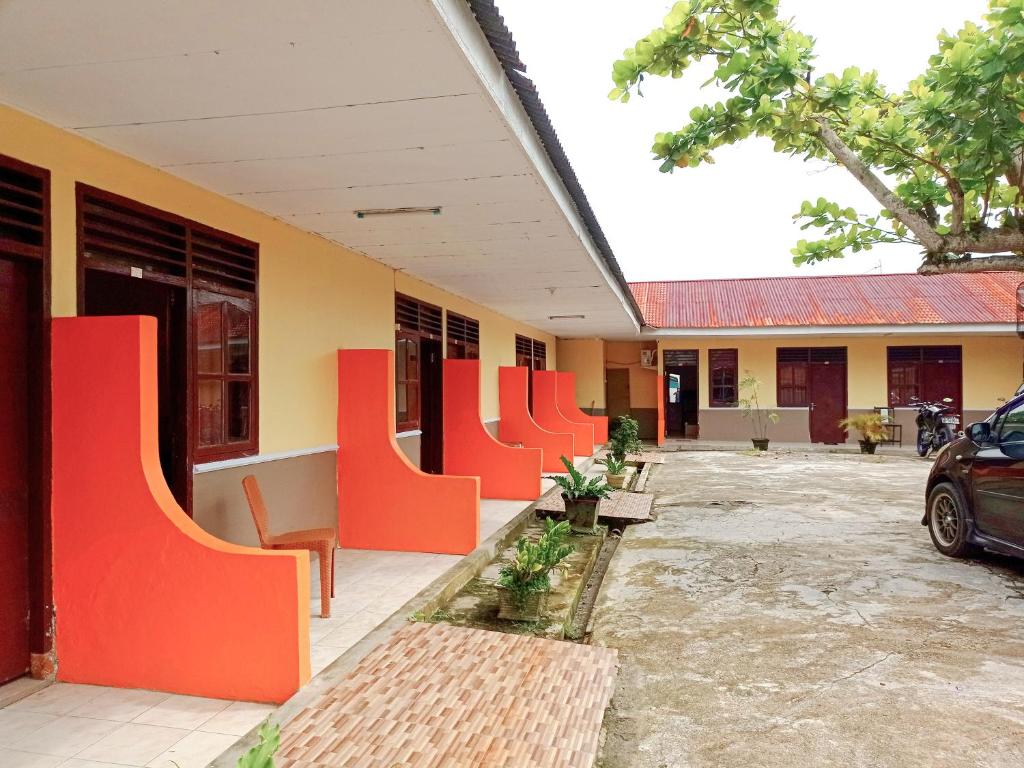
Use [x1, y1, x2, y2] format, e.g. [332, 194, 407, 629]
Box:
[927, 482, 971, 558]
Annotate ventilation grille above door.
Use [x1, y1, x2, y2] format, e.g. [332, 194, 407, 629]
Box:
[0, 161, 46, 255]
[664, 349, 697, 367]
[396, 294, 443, 338]
[81, 193, 188, 280]
[190, 229, 257, 294]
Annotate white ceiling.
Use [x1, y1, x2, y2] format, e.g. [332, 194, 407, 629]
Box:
[0, 0, 639, 338]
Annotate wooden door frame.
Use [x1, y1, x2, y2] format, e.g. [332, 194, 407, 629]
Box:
[0, 152, 53, 671]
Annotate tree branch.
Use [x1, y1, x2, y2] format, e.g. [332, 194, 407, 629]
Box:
[815, 118, 946, 254]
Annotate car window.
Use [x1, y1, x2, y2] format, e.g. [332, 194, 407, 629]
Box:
[994, 402, 1024, 446]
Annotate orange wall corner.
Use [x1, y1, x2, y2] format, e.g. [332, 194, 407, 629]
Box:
[337, 349, 479, 555]
[497, 366, 574, 472]
[443, 359, 542, 500]
[656, 375, 666, 446]
[51, 316, 309, 703]
[556, 371, 608, 444]
[532, 370, 595, 456]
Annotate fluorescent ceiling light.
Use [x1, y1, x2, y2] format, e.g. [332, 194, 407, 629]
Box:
[355, 206, 441, 219]
[549, 314, 586, 320]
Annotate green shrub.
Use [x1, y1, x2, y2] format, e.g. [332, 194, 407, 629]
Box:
[609, 415, 642, 461]
[237, 721, 280, 768]
[550, 455, 611, 501]
[497, 518, 574, 608]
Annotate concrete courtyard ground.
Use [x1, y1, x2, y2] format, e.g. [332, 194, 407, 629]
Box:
[594, 450, 1024, 768]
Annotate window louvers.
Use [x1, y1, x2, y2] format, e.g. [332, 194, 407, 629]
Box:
[446, 313, 480, 346]
[709, 349, 738, 369]
[778, 347, 847, 364]
[534, 340, 547, 362]
[81, 194, 187, 280]
[80, 189, 258, 296]
[191, 230, 257, 294]
[664, 349, 698, 367]
[888, 346, 963, 364]
[395, 294, 442, 339]
[0, 160, 46, 257]
[515, 334, 533, 357]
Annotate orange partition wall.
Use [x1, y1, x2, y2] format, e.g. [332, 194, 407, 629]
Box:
[498, 366, 574, 472]
[532, 370, 595, 457]
[443, 359, 543, 500]
[51, 316, 310, 703]
[556, 372, 609, 444]
[338, 350, 479, 555]
[657, 376, 666, 446]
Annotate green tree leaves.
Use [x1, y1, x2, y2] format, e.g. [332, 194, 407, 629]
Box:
[611, 0, 1024, 270]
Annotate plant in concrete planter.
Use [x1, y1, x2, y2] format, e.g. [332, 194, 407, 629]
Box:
[609, 415, 643, 462]
[598, 453, 628, 489]
[839, 413, 887, 454]
[496, 518, 573, 622]
[550, 455, 611, 533]
[739, 374, 780, 451]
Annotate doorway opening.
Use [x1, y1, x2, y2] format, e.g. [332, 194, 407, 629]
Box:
[664, 350, 699, 438]
[419, 338, 444, 475]
[83, 270, 190, 507]
[0, 154, 49, 685]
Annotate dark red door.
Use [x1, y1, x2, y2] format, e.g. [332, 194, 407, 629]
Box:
[0, 258, 31, 683]
[923, 361, 962, 420]
[809, 362, 847, 444]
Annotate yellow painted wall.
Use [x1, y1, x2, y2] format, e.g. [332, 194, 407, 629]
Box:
[0, 104, 555, 452]
[555, 339, 605, 410]
[394, 273, 555, 422]
[658, 335, 1023, 410]
[605, 341, 659, 408]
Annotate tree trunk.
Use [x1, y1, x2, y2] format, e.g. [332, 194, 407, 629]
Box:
[815, 119, 945, 254]
[918, 255, 1024, 274]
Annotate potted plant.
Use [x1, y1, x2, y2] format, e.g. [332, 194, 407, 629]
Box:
[598, 453, 628, 489]
[496, 518, 573, 622]
[739, 374, 780, 451]
[839, 413, 888, 454]
[550, 455, 611, 533]
[609, 415, 643, 463]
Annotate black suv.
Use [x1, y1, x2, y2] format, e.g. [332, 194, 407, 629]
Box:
[924, 392, 1024, 559]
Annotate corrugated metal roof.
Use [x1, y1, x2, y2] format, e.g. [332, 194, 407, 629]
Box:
[630, 272, 1023, 329]
[467, 0, 645, 326]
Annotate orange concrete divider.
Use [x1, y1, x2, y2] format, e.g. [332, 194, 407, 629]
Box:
[657, 376, 666, 446]
[443, 359, 543, 500]
[51, 316, 310, 703]
[338, 349, 479, 555]
[532, 370, 595, 457]
[556, 372, 609, 444]
[498, 366, 574, 472]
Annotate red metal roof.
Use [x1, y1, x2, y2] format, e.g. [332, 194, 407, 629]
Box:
[629, 271, 1022, 329]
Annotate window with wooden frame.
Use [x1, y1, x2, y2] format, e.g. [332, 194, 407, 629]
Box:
[709, 349, 738, 407]
[446, 311, 480, 360]
[776, 347, 847, 406]
[77, 185, 259, 463]
[395, 294, 442, 431]
[887, 346, 962, 407]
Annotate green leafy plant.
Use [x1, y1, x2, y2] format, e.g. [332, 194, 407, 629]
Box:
[739, 374, 780, 440]
[609, 415, 643, 461]
[598, 453, 628, 476]
[497, 518, 574, 608]
[611, 0, 1024, 273]
[839, 413, 888, 443]
[550, 455, 612, 501]
[237, 721, 280, 768]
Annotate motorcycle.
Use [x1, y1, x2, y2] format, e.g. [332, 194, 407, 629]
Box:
[910, 396, 959, 457]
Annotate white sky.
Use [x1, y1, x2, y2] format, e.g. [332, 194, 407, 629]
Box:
[499, 0, 990, 281]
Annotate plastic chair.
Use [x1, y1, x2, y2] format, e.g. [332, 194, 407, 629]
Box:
[242, 475, 336, 618]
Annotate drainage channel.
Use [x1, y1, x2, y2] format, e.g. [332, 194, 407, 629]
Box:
[565, 532, 621, 641]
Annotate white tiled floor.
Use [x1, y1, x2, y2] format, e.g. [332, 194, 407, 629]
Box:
[0, 487, 550, 767]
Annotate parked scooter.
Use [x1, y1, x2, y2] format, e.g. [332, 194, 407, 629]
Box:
[910, 396, 959, 457]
